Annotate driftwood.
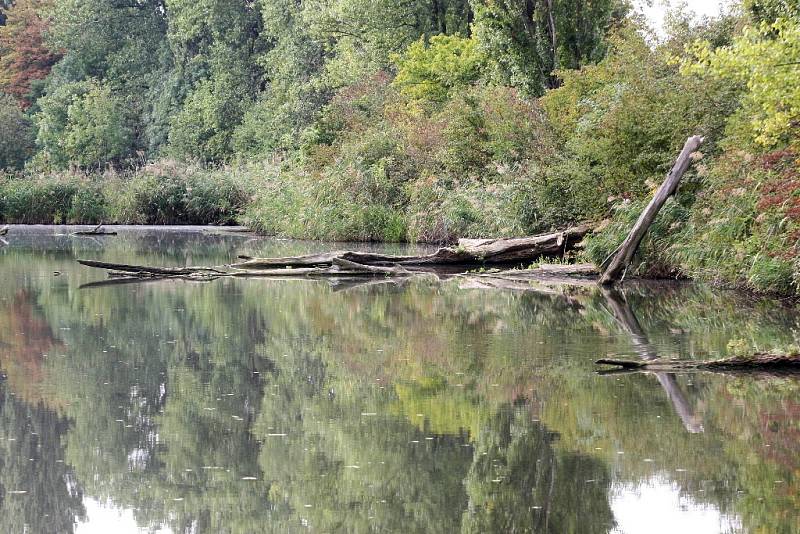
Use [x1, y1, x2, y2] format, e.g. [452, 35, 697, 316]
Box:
[600, 136, 704, 285]
[231, 224, 593, 270]
[77, 224, 595, 284]
[596, 353, 800, 372]
[0, 225, 8, 236]
[72, 224, 118, 236]
[78, 260, 227, 277]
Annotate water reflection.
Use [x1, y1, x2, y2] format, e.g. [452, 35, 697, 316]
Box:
[600, 288, 703, 433]
[0, 227, 799, 533]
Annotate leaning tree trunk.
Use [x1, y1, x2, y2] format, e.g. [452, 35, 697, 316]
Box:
[600, 136, 704, 285]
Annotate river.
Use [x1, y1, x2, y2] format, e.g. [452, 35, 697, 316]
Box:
[0, 226, 798, 533]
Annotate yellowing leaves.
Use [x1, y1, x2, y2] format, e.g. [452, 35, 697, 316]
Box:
[682, 18, 800, 148]
[392, 35, 485, 103]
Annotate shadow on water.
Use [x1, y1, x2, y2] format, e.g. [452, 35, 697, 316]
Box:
[0, 228, 798, 533]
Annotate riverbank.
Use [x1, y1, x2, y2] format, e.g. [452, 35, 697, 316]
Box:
[2, 166, 798, 300]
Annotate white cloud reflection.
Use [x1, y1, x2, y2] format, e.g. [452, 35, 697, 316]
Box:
[611, 475, 742, 534]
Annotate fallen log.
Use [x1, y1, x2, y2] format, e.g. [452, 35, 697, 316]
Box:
[0, 225, 8, 236]
[600, 136, 704, 285]
[230, 223, 594, 270]
[596, 353, 800, 372]
[77, 224, 596, 284]
[72, 224, 118, 236]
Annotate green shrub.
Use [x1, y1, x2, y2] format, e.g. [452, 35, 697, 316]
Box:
[126, 174, 188, 224]
[540, 22, 739, 220]
[184, 171, 251, 225]
[0, 178, 78, 223]
[68, 182, 109, 223]
[112, 163, 249, 225]
[672, 150, 799, 294]
[0, 161, 251, 225]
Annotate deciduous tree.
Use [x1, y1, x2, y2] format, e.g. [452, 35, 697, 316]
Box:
[470, 0, 626, 95]
[0, 0, 60, 107]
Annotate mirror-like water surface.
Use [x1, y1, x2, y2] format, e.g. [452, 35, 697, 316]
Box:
[1, 226, 799, 533]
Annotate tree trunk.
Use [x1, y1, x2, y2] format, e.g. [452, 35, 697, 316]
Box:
[599, 135, 704, 285]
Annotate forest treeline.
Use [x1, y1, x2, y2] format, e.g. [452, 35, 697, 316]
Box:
[0, 0, 799, 294]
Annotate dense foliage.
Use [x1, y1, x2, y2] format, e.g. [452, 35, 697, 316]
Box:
[0, 0, 798, 294]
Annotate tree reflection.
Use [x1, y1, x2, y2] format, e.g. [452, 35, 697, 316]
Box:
[463, 404, 614, 533]
[0, 382, 85, 534]
[600, 287, 704, 433]
[0, 238, 799, 533]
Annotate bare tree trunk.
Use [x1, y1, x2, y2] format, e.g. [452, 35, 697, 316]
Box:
[545, 0, 556, 63]
[599, 136, 704, 285]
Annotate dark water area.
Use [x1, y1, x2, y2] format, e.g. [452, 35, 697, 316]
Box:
[0, 226, 799, 533]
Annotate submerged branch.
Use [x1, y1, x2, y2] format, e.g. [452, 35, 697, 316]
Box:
[596, 353, 800, 372]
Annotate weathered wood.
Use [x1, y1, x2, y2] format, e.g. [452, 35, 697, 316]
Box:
[78, 256, 420, 282]
[329, 257, 411, 275]
[600, 136, 704, 285]
[232, 224, 594, 270]
[72, 224, 118, 236]
[596, 353, 800, 371]
[77, 224, 597, 285]
[0, 225, 8, 236]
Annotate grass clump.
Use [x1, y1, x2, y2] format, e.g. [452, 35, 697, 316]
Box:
[0, 162, 251, 225]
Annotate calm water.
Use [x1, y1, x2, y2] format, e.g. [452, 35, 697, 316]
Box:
[1, 226, 799, 534]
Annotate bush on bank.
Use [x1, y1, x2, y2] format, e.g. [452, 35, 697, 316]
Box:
[241, 75, 558, 243]
[0, 162, 251, 225]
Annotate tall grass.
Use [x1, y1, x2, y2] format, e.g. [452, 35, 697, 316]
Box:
[0, 160, 252, 225]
